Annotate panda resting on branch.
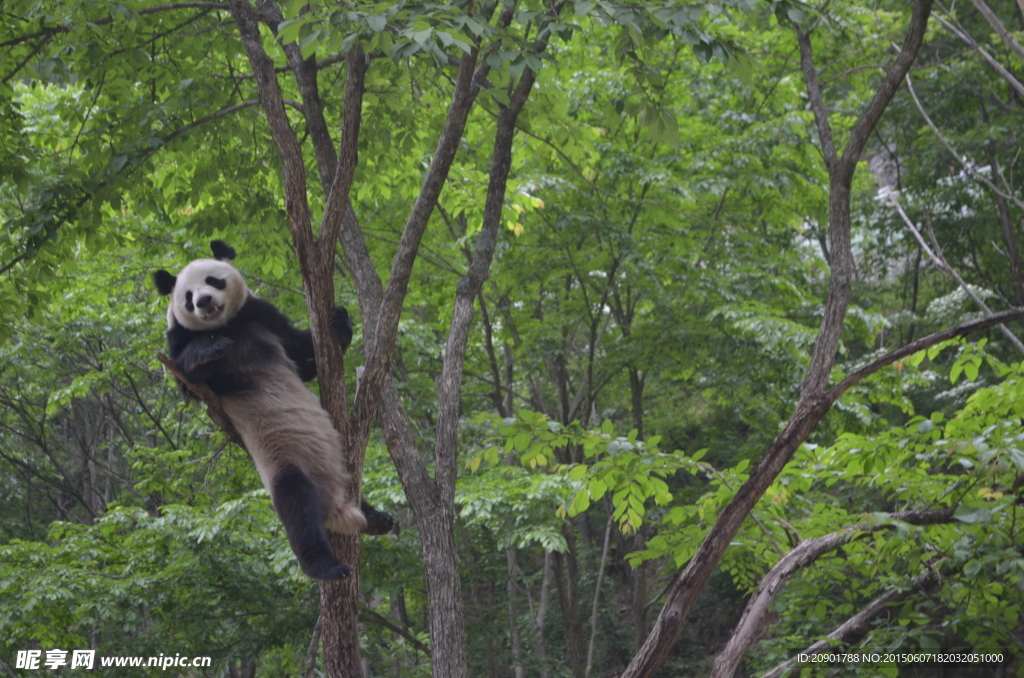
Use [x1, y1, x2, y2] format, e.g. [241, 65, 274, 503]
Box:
[154, 240, 392, 580]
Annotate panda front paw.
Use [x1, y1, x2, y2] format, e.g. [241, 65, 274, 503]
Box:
[184, 335, 233, 375]
[329, 306, 353, 352]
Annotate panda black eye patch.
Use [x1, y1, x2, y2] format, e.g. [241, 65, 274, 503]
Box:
[205, 276, 227, 290]
[185, 291, 194, 312]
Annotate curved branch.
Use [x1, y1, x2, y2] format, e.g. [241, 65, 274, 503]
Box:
[712, 509, 955, 678]
[156, 353, 245, 449]
[933, 7, 1024, 98]
[761, 566, 943, 678]
[904, 72, 1024, 213]
[828, 307, 1024, 400]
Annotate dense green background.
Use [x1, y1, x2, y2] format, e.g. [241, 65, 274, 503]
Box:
[2, 0, 1024, 676]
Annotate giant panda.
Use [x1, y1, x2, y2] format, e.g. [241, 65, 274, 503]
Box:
[154, 240, 384, 580]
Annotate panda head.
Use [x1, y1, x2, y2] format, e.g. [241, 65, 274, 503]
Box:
[153, 240, 249, 331]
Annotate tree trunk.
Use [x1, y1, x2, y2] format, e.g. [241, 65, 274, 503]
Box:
[534, 552, 553, 678]
[621, 4, 935, 675]
[507, 547, 527, 678]
[553, 533, 587, 678]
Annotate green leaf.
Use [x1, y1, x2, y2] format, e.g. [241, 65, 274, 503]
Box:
[964, 360, 980, 381]
[954, 506, 992, 524]
[278, 19, 303, 44]
[513, 432, 532, 452]
[572, 491, 591, 514]
[575, 0, 597, 16]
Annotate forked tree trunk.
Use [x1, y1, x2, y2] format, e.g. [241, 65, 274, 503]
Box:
[227, 2, 557, 676]
[621, 4, 935, 675]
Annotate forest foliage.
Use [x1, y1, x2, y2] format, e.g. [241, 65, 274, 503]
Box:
[2, 0, 1024, 676]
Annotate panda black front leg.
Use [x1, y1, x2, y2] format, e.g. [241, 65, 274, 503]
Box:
[271, 464, 353, 580]
[177, 335, 234, 377]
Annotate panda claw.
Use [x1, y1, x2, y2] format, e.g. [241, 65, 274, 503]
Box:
[299, 557, 354, 581]
[305, 561, 353, 581]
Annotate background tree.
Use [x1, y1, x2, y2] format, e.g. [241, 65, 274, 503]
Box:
[3, 0, 1024, 677]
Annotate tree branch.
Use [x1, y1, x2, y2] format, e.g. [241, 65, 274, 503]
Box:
[432, 45, 541, 497]
[969, 0, 1024, 65]
[359, 605, 431, 654]
[796, 28, 838, 170]
[254, 0, 339, 191]
[712, 510, 955, 678]
[2, 36, 50, 84]
[355, 47, 481, 450]
[155, 354, 245, 449]
[585, 511, 615, 678]
[162, 99, 262, 145]
[303, 615, 322, 678]
[828, 307, 1024, 400]
[839, 0, 934, 180]
[933, 6, 1024, 98]
[903, 71, 1024, 213]
[887, 192, 1024, 354]
[761, 566, 942, 678]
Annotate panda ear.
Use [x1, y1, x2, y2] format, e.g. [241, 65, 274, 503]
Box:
[153, 270, 177, 296]
[210, 240, 236, 261]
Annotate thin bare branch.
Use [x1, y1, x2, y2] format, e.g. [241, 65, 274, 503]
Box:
[887, 192, 1024, 354]
[933, 6, 1024, 98]
[969, 0, 1024, 65]
[903, 71, 1024, 213]
[303, 615, 322, 678]
[359, 605, 430, 654]
[585, 512, 615, 678]
[2, 36, 50, 84]
[162, 99, 261, 145]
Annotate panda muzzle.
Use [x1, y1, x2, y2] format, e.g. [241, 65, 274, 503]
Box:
[195, 295, 222, 319]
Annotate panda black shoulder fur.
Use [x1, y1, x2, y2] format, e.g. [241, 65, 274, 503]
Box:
[154, 240, 378, 580]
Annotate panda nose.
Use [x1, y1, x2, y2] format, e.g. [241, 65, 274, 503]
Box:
[196, 294, 213, 309]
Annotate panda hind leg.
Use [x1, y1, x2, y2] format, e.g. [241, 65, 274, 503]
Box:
[325, 499, 367, 535]
[271, 464, 352, 581]
[360, 500, 397, 536]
